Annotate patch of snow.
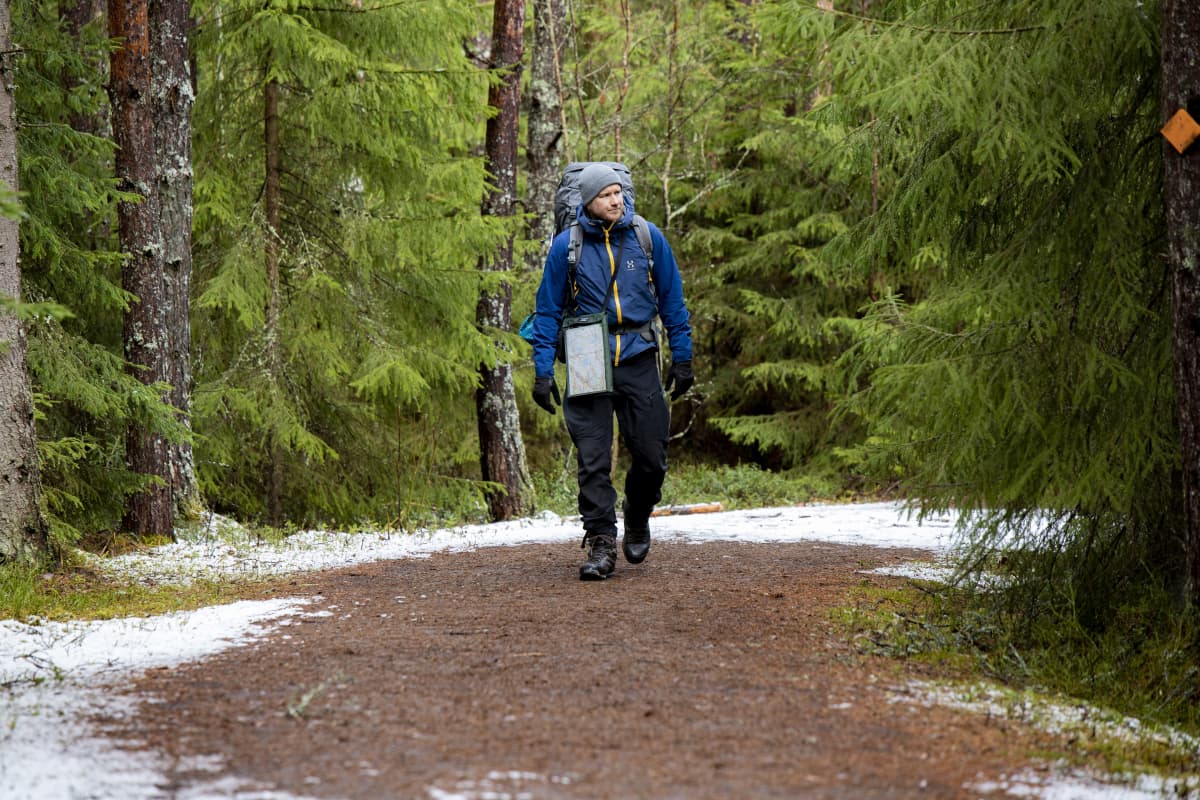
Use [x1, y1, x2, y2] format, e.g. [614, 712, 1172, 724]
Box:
[862, 561, 955, 583]
[427, 770, 573, 800]
[174, 776, 316, 800]
[0, 598, 310, 684]
[971, 769, 1194, 799]
[861, 561, 1011, 592]
[100, 502, 958, 587]
[651, 502, 960, 551]
[0, 599, 318, 800]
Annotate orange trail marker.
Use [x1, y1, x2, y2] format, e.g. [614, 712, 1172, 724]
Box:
[1162, 108, 1200, 154]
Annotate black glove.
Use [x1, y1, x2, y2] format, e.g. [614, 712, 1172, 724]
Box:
[664, 360, 694, 400]
[532, 375, 561, 414]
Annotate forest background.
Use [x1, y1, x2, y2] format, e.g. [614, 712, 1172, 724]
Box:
[1, 0, 1199, 741]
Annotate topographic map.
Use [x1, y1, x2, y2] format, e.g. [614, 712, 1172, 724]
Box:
[564, 319, 610, 396]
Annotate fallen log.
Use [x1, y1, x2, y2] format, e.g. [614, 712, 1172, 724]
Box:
[650, 502, 725, 517]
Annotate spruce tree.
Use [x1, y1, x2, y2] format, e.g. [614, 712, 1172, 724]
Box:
[766, 1, 1176, 607]
[105, 0, 197, 537]
[191, 0, 509, 526]
[671, 2, 878, 477]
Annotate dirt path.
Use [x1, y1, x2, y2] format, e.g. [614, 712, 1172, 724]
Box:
[98, 540, 1058, 799]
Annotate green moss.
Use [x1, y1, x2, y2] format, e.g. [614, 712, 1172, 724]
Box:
[0, 560, 279, 623]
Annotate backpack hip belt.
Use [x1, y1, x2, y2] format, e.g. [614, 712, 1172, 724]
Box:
[610, 320, 654, 336]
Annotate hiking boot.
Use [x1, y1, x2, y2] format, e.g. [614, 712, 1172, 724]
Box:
[579, 533, 617, 581]
[622, 501, 651, 564]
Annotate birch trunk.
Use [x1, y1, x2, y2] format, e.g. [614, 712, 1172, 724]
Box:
[0, 0, 50, 564]
[524, 0, 569, 272]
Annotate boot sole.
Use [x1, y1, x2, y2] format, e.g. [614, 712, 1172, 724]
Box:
[579, 567, 611, 581]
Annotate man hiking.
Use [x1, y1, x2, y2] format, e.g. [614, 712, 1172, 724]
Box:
[529, 162, 695, 581]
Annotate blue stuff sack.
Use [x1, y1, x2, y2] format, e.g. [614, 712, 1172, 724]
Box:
[519, 313, 536, 344]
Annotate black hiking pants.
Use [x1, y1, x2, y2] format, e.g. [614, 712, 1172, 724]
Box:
[563, 350, 670, 537]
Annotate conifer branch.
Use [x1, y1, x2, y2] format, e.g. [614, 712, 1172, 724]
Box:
[300, 0, 440, 12]
[807, 2, 1047, 36]
[193, 0, 442, 33]
[349, 64, 487, 76]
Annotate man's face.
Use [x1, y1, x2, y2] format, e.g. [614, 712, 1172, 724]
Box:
[587, 184, 624, 224]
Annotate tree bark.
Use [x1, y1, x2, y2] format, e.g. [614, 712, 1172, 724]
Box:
[0, 0, 50, 564]
[476, 0, 532, 521]
[264, 73, 285, 528]
[524, 0, 569, 271]
[111, 0, 174, 537]
[151, 0, 199, 518]
[1163, 0, 1200, 608]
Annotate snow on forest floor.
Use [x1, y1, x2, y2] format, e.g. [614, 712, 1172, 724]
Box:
[0, 502, 1196, 799]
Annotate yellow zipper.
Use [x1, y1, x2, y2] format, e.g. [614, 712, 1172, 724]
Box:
[604, 223, 624, 365]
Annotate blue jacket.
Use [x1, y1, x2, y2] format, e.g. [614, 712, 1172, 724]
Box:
[532, 204, 692, 378]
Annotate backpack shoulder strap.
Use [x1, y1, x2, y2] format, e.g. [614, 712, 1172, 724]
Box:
[564, 222, 582, 311]
[631, 214, 655, 272]
[567, 222, 583, 269]
[631, 215, 657, 296]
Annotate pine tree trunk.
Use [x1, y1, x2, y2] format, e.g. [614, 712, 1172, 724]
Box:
[524, 0, 568, 272]
[264, 74, 285, 528]
[0, 0, 50, 565]
[111, 0, 173, 538]
[1163, 0, 1200, 608]
[476, 0, 532, 521]
[151, 0, 199, 519]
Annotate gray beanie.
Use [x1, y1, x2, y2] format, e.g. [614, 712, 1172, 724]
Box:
[577, 163, 622, 207]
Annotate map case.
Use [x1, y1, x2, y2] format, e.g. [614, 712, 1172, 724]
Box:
[562, 313, 612, 397]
